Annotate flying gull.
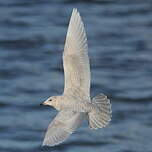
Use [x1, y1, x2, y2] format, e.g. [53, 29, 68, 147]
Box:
[40, 8, 112, 146]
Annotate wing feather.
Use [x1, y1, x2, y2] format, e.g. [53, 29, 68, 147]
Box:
[63, 8, 90, 99]
[43, 110, 85, 146]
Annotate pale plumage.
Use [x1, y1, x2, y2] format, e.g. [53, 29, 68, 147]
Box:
[43, 110, 85, 146]
[63, 8, 90, 100]
[41, 8, 112, 147]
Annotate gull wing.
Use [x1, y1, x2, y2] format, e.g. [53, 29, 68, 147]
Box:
[42, 110, 85, 146]
[63, 9, 90, 99]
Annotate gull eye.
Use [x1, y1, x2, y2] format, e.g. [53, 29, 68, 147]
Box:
[49, 99, 52, 101]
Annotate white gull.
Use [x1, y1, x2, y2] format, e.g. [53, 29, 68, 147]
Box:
[41, 8, 112, 147]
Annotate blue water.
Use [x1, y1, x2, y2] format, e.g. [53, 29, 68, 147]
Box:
[0, 0, 152, 152]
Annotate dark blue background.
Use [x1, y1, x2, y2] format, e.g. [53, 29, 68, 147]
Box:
[0, 0, 152, 152]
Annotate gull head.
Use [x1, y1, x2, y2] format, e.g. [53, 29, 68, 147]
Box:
[41, 96, 58, 106]
[40, 96, 61, 109]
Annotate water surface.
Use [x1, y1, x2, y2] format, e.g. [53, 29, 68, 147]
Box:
[0, 0, 152, 152]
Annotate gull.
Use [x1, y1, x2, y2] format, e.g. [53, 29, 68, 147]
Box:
[41, 8, 112, 147]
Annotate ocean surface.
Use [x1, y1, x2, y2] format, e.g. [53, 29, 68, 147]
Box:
[0, 0, 152, 152]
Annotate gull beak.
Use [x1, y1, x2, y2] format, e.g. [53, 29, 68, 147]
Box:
[40, 100, 47, 106]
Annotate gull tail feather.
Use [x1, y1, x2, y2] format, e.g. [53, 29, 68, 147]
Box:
[87, 94, 112, 129]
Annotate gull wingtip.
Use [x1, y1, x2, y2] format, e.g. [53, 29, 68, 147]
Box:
[72, 8, 79, 14]
[73, 8, 77, 11]
[42, 141, 45, 147]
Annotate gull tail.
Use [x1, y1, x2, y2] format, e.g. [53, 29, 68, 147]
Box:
[87, 94, 112, 129]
